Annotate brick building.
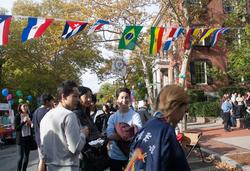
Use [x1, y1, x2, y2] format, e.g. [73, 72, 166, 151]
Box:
[151, 0, 238, 98]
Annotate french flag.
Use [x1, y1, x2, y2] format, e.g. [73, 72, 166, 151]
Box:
[22, 17, 53, 42]
[163, 27, 184, 52]
[87, 19, 111, 35]
[0, 15, 12, 46]
[62, 21, 88, 39]
[210, 28, 229, 47]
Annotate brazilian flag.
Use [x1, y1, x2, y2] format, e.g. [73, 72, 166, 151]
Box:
[118, 26, 143, 50]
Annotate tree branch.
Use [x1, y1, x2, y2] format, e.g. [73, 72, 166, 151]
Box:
[92, 39, 120, 43]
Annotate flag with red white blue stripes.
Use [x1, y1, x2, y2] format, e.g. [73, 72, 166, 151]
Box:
[163, 27, 184, 52]
[22, 17, 53, 42]
[210, 28, 229, 47]
[0, 15, 12, 46]
[87, 19, 112, 35]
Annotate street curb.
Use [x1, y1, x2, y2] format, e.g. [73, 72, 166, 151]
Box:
[200, 147, 250, 171]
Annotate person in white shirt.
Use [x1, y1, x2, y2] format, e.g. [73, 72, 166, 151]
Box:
[40, 80, 87, 171]
[106, 87, 142, 171]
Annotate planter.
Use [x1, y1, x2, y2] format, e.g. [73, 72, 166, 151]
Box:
[236, 118, 246, 128]
[187, 116, 196, 123]
[195, 117, 217, 123]
[196, 117, 206, 123]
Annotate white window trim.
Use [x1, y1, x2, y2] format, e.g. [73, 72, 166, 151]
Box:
[195, 61, 208, 85]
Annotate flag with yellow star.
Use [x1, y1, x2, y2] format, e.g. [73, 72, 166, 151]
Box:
[118, 26, 143, 50]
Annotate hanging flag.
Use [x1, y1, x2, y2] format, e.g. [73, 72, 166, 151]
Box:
[87, 19, 112, 35]
[199, 28, 217, 43]
[22, 17, 53, 42]
[184, 28, 194, 50]
[210, 28, 229, 47]
[0, 15, 12, 46]
[163, 27, 184, 52]
[184, 28, 202, 49]
[62, 21, 88, 39]
[118, 26, 143, 50]
[191, 28, 201, 45]
[149, 27, 164, 55]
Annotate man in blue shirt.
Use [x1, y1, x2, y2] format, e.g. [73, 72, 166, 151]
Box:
[221, 95, 233, 132]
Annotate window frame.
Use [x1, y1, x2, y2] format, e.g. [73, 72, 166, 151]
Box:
[194, 61, 208, 85]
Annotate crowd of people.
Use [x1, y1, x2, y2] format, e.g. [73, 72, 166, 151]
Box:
[220, 92, 250, 132]
[14, 80, 191, 171]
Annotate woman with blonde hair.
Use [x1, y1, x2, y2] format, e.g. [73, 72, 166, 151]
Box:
[125, 85, 190, 171]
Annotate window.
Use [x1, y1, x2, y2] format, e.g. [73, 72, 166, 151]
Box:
[224, 5, 234, 13]
[194, 61, 207, 84]
[222, 0, 234, 13]
[190, 60, 213, 85]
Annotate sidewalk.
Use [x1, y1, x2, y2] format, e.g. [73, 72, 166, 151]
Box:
[187, 121, 250, 171]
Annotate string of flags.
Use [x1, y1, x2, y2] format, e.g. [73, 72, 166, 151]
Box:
[0, 14, 237, 55]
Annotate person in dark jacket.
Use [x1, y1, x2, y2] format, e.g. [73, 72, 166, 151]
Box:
[73, 86, 108, 171]
[125, 85, 190, 171]
[95, 104, 112, 135]
[32, 93, 54, 171]
[15, 103, 33, 171]
[137, 100, 152, 125]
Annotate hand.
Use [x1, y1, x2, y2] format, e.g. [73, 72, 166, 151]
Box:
[81, 126, 90, 137]
[26, 120, 32, 125]
[23, 116, 30, 123]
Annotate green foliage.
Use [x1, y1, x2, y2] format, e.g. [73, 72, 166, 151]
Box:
[218, 86, 249, 97]
[223, 0, 250, 83]
[189, 101, 220, 117]
[227, 25, 250, 82]
[1, 0, 104, 98]
[187, 89, 206, 103]
[97, 83, 117, 104]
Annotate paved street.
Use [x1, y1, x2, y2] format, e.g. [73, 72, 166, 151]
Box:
[0, 143, 219, 171]
[0, 144, 38, 171]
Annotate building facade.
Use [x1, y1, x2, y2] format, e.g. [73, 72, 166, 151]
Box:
[152, 0, 236, 98]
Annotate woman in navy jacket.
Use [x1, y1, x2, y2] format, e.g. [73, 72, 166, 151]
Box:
[125, 85, 190, 171]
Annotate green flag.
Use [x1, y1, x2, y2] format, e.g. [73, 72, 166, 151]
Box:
[118, 26, 143, 50]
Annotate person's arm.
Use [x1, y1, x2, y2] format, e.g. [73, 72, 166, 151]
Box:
[106, 114, 121, 141]
[14, 114, 26, 131]
[64, 113, 86, 154]
[132, 112, 142, 129]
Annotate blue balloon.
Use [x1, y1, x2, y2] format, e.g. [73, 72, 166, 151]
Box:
[27, 95, 33, 101]
[2, 88, 9, 97]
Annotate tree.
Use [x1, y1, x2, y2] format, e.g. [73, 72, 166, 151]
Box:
[223, 0, 250, 83]
[228, 26, 250, 82]
[75, 0, 159, 103]
[207, 1, 250, 84]
[1, 0, 104, 98]
[97, 82, 117, 104]
[159, 0, 250, 130]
